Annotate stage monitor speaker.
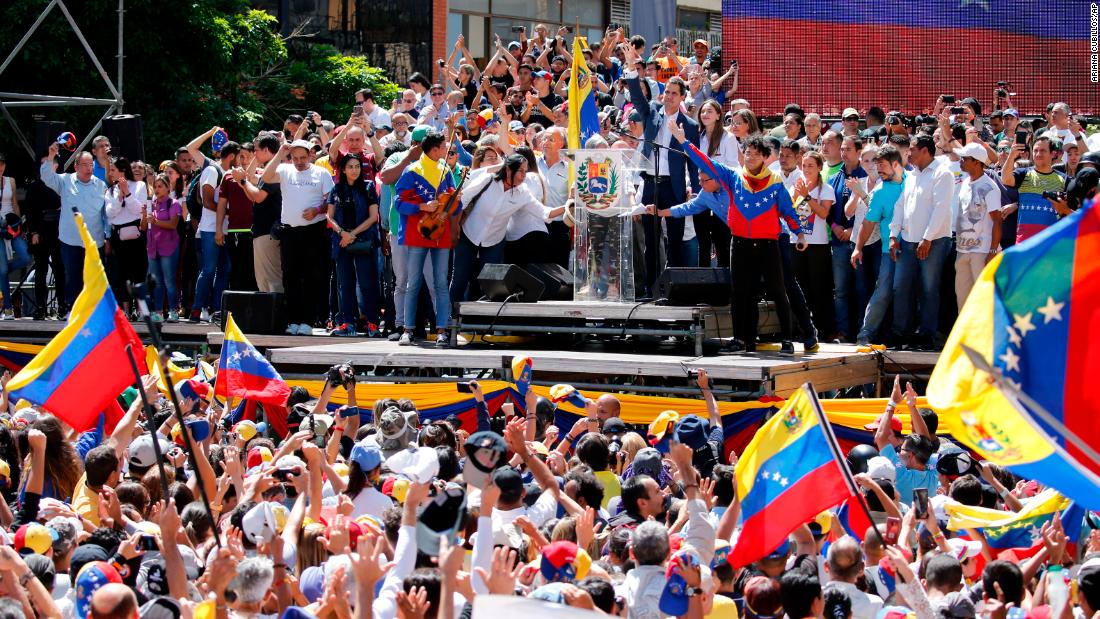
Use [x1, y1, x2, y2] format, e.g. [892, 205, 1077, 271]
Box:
[101, 114, 145, 162]
[477, 263, 544, 303]
[220, 291, 287, 335]
[34, 120, 66, 159]
[655, 267, 732, 306]
[525, 263, 574, 300]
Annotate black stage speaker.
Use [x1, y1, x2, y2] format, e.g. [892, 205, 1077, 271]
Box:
[477, 263, 544, 302]
[525, 262, 574, 300]
[220, 291, 287, 335]
[102, 114, 145, 162]
[654, 267, 732, 306]
[34, 120, 66, 159]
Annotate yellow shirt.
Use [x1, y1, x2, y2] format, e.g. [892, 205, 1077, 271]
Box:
[594, 470, 622, 509]
[70, 473, 101, 527]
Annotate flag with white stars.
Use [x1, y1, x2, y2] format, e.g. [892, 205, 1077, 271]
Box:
[928, 203, 1100, 510]
[729, 385, 854, 568]
[215, 313, 291, 407]
[944, 489, 1084, 553]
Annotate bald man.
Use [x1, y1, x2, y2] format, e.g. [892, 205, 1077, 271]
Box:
[596, 394, 621, 422]
[90, 582, 139, 619]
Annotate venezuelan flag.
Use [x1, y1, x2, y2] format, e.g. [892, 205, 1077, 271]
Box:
[567, 36, 601, 151]
[0, 341, 44, 373]
[6, 213, 144, 432]
[214, 313, 290, 407]
[944, 489, 1085, 554]
[928, 202, 1100, 510]
[730, 386, 854, 568]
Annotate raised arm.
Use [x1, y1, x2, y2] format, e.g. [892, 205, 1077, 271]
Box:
[186, 126, 220, 164]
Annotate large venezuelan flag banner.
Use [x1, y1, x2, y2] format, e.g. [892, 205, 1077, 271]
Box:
[928, 202, 1100, 510]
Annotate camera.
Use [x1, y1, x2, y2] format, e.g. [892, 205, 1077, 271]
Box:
[273, 466, 300, 481]
[686, 369, 699, 380]
[139, 535, 159, 551]
[325, 362, 355, 388]
[1042, 190, 1066, 201]
[950, 106, 965, 115]
[456, 382, 473, 394]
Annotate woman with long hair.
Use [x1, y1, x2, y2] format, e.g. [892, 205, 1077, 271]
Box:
[105, 156, 147, 315]
[18, 414, 82, 502]
[143, 174, 182, 322]
[694, 100, 737, 269]
[782, 113, 805, 142]
[790, 151, 837, 338]
[730, 109, 761, 142]
[326, 153, 381, 337]
[504, 146, 552, 266]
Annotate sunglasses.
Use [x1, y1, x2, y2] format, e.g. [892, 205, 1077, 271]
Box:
[431, 91, 445, 96]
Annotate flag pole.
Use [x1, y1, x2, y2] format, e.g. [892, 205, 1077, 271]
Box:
[960, 344, 1100, 471]
[123, 344, 171, 501]
[131, 281, 221, 548]
[803, 382, 890, 549]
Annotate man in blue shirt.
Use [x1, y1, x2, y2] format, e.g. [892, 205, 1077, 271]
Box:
[40, 143, 109, 313]
[91, 135, 111, 183]
[827, 135, 867, 341]
[872, 375, 938, 505]
[851, 144, 905, 346]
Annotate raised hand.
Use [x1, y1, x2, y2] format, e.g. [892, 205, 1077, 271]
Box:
[474, 546, 522, 595]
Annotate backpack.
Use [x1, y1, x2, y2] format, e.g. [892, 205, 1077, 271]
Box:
[184, 158, 223, 221]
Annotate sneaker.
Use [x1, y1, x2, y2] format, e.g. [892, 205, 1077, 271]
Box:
[199, 308, 211, 322]
[330, 324, 358, 337]
[151, 312, 164, 323]
[435, 332, 448, 346]
[366, 322, 379, 337]
[398, 332, 413, 346]
[167, 311, 179, 323]
[855, 337, 871, 347]
[0, 309, 14, 320]
[803, 337, 819, 353]
[189, 310, 202, 324]
[720, 339, 755, 354]
[388, 330, 403, 342]
[32, 310, 45, 321]
[209, 311, 222, 325]
[780, 340, 795, 355]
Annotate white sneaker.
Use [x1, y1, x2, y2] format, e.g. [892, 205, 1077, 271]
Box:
[0, 309, 14, 320]
[398, 332, 413, 346]
[435, 332, 448, 346]
[297, 324, 313, 336]
[199, 308, 211, 322]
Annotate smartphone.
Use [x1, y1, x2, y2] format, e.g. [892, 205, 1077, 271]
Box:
[942, 95, 956, 104]
[457, 103, 466, 114]
[951, 106, 965, 114]
[139, 535, 159, 551]
[456, 382, 472, 393]
[609, 22, 620, 30]
[686, 369, 699, 379]
[273, 467, 299, 481]
[913, 488, 929, 519]
[730, 59, 739, 69]
[353, 103, 363, 116]
[884, 516, 901, 545]
[1016, 130, 1029, 145]
[510, 26, 525, 33]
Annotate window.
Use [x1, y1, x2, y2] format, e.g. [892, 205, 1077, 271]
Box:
[328, 0, 356, 31]
[492, 0, 558, 20]
[678, 8, 710, 31]
[450, 0, 489, 10]
[563, 0, 603, 25]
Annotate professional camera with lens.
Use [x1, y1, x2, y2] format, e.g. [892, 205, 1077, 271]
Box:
[326, 362, 355, 388]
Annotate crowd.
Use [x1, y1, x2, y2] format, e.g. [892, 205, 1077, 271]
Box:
[0, 360, 1098, 619]
[7, 26, 1097, 350]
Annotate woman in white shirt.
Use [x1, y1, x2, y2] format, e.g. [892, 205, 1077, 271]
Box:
[105, 157, 148, 316]
[789, 151, 836, 338]
[505, 146, 552, 266]
[845, 144, 883, 316]
[0, 152, 31, 320]
[695, 100, 738, 268]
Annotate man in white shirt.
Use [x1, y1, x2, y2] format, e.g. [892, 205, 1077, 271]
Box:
[536, 127, 572, 267]
[823, 536, 883, 619]
[355, 88, 391, 130]
[952, 143, 1002, 310]
[190, 141, 238, 323]
[780, 139, 806, 190]
[261, 138, 335, 335]
[379, 113, 413, 148]
[888, 134, 954, 349]
[1041, 102, 1088, 162]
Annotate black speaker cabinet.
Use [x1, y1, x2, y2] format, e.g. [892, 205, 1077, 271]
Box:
[34, 120, 67, 160]
[477, 263, 544, 303]
[101, 114, 145, 162]
[220, 291, 287, 335]
[654, 267, 732, 306]
[525, 262, 574, 300]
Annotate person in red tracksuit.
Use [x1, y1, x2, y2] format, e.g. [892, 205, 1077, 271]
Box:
[653, 119, 807, 355]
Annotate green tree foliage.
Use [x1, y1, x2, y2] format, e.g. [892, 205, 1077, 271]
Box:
[0, 0, 396, 176]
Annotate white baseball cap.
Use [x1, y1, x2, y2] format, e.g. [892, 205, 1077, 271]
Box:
[952, 142, 990, 166]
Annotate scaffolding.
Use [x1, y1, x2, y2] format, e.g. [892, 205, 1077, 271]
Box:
[0, 0, 125, 166]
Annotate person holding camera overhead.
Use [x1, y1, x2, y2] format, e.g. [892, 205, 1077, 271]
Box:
[1001, 135, 1068, 244]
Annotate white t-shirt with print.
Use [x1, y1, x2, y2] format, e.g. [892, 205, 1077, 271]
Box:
[791, 181, 836, 244]
[197, 165, 228, 234]
[955, 174, 1002, 254]
[276, 163, 335, 227]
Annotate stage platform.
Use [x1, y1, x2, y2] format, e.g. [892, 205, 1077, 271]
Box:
[0, 318, 213, 347]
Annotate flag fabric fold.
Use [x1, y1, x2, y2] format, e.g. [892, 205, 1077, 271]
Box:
[567, 36, 601, 151]
[927, 203, 1100, 510]
[730, 386, 853, 568]
[214, 313, 290, 406]
[6, 212, 144, 432]
[944, 489, 1084, 553]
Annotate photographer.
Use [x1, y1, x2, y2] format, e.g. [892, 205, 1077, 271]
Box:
[1001, 135, 1068, 244]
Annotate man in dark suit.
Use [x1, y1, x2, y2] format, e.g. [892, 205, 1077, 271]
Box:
[622, 46, 701, 295]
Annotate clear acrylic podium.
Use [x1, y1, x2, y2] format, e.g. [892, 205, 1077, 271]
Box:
[564, 149, 650, 303]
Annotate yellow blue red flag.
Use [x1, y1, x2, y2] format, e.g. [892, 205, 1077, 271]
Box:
[214, 313, 290, 407]
[944, 489, 1084, 552]
[6, 212, 145, 431]
[927, 203, 1100, 510]
[567, 36, 601, 151]
[730, 385, 854, 568]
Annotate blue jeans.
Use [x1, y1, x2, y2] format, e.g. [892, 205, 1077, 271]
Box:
[404, 247, 450, 331]
[854, 242, 882, 321]
[60, 241, 98, 308]
[449, 232, 505, 303]
[673, 236, 699, 269]
[892, 237, 952, 339]
[830, 243, 854, 337]
[193, 232, 231, 312]
[334, 249, 379, 326]
[857, 252, 894, 342]
[0, 237, 31, 309]
[147, 249, 180, 312]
